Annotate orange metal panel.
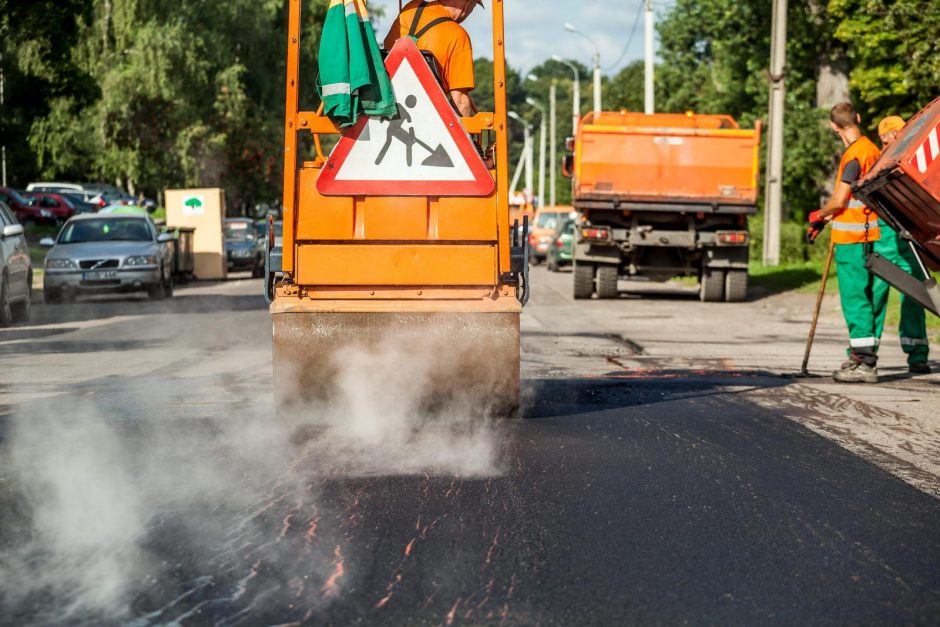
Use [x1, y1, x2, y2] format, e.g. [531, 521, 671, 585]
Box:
[281, 0, 301, 274]
[436, 196, 498, 241]
[296, 169, 355, 240]
[295, 244, 497, 286]
[576, 120, 760, 203]
[359, 196, 429, 240]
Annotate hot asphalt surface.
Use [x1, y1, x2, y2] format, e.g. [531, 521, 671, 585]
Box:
[1, 268, 939, 625]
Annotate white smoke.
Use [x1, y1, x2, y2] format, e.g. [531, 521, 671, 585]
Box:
[0, 332, 507, 622]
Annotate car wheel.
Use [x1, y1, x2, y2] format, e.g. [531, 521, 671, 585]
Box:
[11, 273, 32, 323]
[0, 276, 12, 327]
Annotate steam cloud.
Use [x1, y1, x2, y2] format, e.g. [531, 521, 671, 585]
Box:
[0, 333, 506, 623]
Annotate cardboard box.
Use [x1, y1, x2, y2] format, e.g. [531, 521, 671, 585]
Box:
[165, 188, 227, 280]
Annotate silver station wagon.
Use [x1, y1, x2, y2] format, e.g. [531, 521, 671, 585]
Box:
[42, 214, 174, 303]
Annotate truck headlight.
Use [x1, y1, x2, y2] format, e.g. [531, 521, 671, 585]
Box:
[125, 255, 157, 267]
[46, 258, 76, 269]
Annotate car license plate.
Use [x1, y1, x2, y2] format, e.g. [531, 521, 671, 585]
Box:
[82, 271, 118, 281]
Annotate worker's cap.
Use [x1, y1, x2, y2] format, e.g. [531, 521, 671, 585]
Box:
[877, 115, 905, 136]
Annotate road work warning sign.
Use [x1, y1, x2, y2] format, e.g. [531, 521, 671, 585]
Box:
[317, 38, 494, 197]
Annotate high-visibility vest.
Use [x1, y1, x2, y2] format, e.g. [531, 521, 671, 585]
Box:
[831, 136, 882, 245]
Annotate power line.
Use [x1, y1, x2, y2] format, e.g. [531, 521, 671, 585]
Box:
[603, 1, 645, 71]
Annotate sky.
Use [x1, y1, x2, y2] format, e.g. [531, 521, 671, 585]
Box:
[368, 0, 673, 75]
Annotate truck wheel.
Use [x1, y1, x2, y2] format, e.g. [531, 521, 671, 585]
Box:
[700, 268, 725, 302]
[573, 262, 595, 299]
[725, 270, 748, 302]
[596, 265, 619, 299]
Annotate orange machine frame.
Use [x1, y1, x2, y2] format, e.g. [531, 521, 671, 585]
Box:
[277, 0, 515, 306]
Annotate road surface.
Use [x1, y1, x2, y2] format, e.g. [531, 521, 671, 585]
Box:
[1, 268, 938, 625]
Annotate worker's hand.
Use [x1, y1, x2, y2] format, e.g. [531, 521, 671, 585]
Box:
[805, 210, 828, 245]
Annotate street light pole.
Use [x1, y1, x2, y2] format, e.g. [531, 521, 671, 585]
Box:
[564, 23, 602, 114]
[549, 81, 557, 207]
[1, 51, 6, 188]
[526, 97, 547, 210]
[507, 112, 533, 201]
[644, 0, 655, 114]
[552, 55, 581, 137]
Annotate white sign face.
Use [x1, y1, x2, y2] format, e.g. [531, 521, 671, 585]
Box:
[317, 37, 493, 197]
[182, 195, 206, 216]
[335, 63, 474, 182]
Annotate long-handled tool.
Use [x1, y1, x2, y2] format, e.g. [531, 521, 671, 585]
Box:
[800, 238, 836, 375]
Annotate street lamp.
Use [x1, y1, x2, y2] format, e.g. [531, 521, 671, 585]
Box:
[564, 23, 601, 114]
[527, 73, 557, 205]
[507, 111, 534, 203]
[1, 51, 6, 188]
[553, 54, 581, 137]
[526, 97, 547, 210]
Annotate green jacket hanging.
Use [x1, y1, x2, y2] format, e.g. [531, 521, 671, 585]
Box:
[318, 0, 396, 128]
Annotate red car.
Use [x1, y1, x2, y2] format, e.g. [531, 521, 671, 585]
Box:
[22, 192, 77, 223]
[0, 187, 57, 225]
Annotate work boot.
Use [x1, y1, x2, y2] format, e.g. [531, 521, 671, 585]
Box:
[832, 361, 879, 383]
[909, 361, 932, 375]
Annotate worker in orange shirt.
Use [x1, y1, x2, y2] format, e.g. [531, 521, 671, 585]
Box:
[384, 0, 483, 117]
[808, 103, 885, 383]
[873, 115, 931, 373]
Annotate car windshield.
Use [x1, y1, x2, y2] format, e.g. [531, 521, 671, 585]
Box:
[537, 213, 563, 229]
[58, 218, 153, 244]
[225, 222, 255, 242]
[6, 189, 31, 205]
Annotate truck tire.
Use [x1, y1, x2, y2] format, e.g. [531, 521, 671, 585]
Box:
[596, 265, 619, 299]
[573, 262, 595, 299]
[700, 267, 725, 302]
[725, 270, 748, 302]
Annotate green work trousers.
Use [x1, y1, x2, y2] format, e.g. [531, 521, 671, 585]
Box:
[835, 242, 888, 366]
[873, 226, 930, 365]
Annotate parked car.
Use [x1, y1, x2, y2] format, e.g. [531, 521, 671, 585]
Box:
[41, 214, 174, 303]
[61, 193, 99, 215]
[26, 182, 120, 209]
[0, 201, 32, 324]
[529, 206, 578, 265]
[547, 219, 577, 272]
[224, 218, 263, 275]
[0, 187, 56, 225]
[22, 193, 77, 223]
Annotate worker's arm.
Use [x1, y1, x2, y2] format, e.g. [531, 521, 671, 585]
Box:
[451, 89, 477, 117]
[815, 181, 852, 221]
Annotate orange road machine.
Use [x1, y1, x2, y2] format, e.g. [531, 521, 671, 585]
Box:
[267, 0, 527, 414]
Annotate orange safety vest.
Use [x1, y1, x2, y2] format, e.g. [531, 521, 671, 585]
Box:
[831, 136, 882, 245]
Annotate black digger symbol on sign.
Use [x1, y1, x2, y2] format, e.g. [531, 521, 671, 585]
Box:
[374, 95, 454, 168]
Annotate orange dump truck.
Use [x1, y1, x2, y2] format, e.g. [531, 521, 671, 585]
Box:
[562, 112, 761, 301]
[265, 0, 526, 413]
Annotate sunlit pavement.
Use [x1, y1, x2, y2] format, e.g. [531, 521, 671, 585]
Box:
[1, 269, 938, 625]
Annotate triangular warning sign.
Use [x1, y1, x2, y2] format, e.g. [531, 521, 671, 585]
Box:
[317, 38, 495, 197]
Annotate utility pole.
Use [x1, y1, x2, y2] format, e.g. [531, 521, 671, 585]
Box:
[549, 81, 557, 207]
[552, 55, 580, 136]
[763, 0, 788, 266]
[527, 97, 547, 209]
[1, 51, 6, 188]
[644, 0, 655, 115]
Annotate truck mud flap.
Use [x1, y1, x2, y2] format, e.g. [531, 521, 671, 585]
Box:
[865, 252, 940, 317]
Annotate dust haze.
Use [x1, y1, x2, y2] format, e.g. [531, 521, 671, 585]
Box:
[0, 332, 508, 622]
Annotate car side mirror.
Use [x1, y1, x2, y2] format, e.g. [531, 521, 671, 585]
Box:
[157, 232, 174, 243]
[39, 236, 56, 247]
[2, 224, 24, 239]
